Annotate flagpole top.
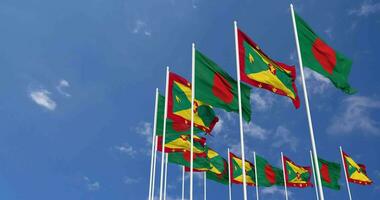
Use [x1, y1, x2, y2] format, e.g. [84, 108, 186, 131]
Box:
[156, 88, 158, 93]
[192, 43, 195, 48]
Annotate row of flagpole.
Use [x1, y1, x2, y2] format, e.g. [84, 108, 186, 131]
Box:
[146, 3, 359, 200]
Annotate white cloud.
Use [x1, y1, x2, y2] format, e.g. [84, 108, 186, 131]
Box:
[324, 27, 333, 39]
[244, 122, 269, 140]
[132, 20, 151, 36]
[328, 96, 380, 135]
[301, 68, 331, 94]
[83, 176, 100, 191]
[29, 89, 57, 111]
[124, 176, 140, 184]
[261, 186, 292, 197]
[136, 122, 153, 143]
[349, 1, 380, 16]
[114, 143, 137, 157]
[213, 118, 223, 135]
[56, 79, 71, 97]
[250, 93, 275, 111]
[272, 126, 298, 152]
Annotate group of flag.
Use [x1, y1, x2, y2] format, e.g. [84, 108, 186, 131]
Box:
[149, 4, 373, 200]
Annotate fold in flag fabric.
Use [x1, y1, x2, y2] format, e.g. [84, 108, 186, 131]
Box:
[255, 154, 284, 187]
[229, 152, 256, 186]
[283, 155, 312, 188]
[237, 28, 300, 109]
[156, 134, 206, 154]
[342, 151, 373, 185]
[155, 94, 202, 137]
[168, 147, 211, 171]
[167, 72, 219, 134]
[195, 50, 252, 122]
[294, 12, 356, 94]
[318, 158, 341, 190]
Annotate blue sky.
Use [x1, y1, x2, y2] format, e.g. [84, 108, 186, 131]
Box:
[0, 0, 379, 199]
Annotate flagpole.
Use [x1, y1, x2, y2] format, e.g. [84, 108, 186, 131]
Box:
[152, 136, 159, 200]
[182, 166, 185, 200]
[310, 150, 319, 200]
[340, 146, 353, 200]
[204, 172, 207, 200]
[254, 152, 259, 200]
[148, 89, 159, 200]
[228, 148, 232, 200]
[159, 67, 170, 200]
[281, 152, 289, 200]
[190, 43, 195, 200]
[234, 20, 248, 200]
[290, 4, 325, 200]
[164, 153, 168, 200]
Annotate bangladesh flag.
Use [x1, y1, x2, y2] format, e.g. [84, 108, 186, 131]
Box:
[256, 155, 284, 187]
[342, 151, 373, 185]
[168, 148, 211, 171]
[283, 156, 312, 188]
[155, 94, 202, 137]
[168, 72, 219, 134]
[156, 134, 206, 154]
[294, 12, 356, 94]
[237, 29, 300, 108]
[229, 152, 255, 186]
[195, 50, 252, 122]
[318, 158, 341, 190]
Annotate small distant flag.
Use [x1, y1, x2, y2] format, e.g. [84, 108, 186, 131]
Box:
[342, 151, 373, 185]
[229, 152, 256, 186]
[318, 158, 341, 190]
[283, 155, 312, 188]
[255, 154, 284, 187]
[156, 134, 206, 154]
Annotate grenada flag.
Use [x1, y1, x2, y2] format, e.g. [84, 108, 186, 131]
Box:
[167, 72, 219, 134]
[342, 151, 373, 185]
[237, 28, 300, 108]
[283, 155, 312, 188]
[229, 152, 256, 186]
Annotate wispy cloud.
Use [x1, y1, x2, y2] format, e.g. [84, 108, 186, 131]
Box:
[301, 68, 331, 94]
[324, 27, 333, 39]
[261, 186, 292, 197]
[250, 93, 275, 111]
[136, 122, 153, 143]
[132, 20, 151, 36]
[244, 122, 269, 140]
[124, 176, 141, 184]
[349, 1, 380, 16]
[29, 89, 57, 111]
[213, 118, 224, 135]
[56, 79, 71, 97]
[114, 143, 137, 157]
[272, 126, 298, 152]
[328, 96, 380, 135]
[83, 176, 100, 191]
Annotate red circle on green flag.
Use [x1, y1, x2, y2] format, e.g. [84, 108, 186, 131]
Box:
[264, 164, 276, 184]
[312, 38, 336, 75]
[212, 73, 233, 104]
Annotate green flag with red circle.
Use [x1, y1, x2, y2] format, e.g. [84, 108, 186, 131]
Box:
[256, 154, 284, 187]
[195, 50, 252, 122]
[294, 12, 356, 94]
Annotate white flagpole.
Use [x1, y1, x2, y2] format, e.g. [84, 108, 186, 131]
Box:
[290, 4, 325, 200]
[152, 136, 159, 200]
[159, 67, 170, 200]
[310, 150, 319, 200]
[340, 146, 353, 200]
[233, 20, 248, 200]
[190, 43, 195, 200]
[228, 148, 232, 200]
[148, 89, 159, 200]
[204, 172, 207, 200]
[281, 152, 289, 200]
[164, 154, 168, 200]
[254, 152, 259, 200]
[182, 166, 185, 200]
